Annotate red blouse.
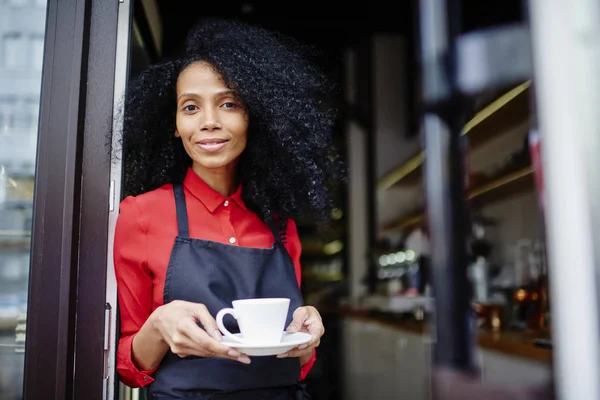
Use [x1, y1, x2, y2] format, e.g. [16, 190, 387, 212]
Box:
[114, 168, 316, 388]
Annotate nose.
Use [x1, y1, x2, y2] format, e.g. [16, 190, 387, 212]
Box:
[200, 107, 222, 131]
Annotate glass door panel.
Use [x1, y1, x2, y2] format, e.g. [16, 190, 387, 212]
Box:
[0, 0, 48, 399]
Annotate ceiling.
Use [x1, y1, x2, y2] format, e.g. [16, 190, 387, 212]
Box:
[145, 0, 524, 92]
[151, 1, 523, 55]
[154, 1, 416, 59]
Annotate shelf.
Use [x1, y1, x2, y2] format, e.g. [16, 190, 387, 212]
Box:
[381, 212, 425, 234]
[377, 152, 424, 190]
[468, 165, 534, 207]
[380, 165, 534, 235]
[302, 271, 344, 283]
[378, 80, 532, 191]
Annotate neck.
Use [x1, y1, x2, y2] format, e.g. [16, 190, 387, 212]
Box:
[192, 162, 239, 197]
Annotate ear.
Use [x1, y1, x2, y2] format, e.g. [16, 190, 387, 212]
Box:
[174, 130, 180, 138]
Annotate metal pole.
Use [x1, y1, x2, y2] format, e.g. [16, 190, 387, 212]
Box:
[528, 0, 600, 398]
[419, 0, 476, 372]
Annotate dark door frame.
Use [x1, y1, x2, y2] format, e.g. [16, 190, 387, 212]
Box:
[23, 0, 121, 399]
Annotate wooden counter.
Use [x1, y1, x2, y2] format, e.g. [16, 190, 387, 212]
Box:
[338, 306, 552, 364]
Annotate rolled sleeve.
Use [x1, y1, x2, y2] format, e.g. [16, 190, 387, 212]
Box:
[299, 349, 316, 381]
[117, 334, 158, 387]
[114, 196, 157, 388]
[285, 219, 318, 380]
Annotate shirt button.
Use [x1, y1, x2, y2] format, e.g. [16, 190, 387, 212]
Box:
[229, 237, 236, 244]
[224, 200, 229, 207]
[143, 376, 148, 381]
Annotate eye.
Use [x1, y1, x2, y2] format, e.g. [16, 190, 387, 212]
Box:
[222, 102, 237, 109]
[183, 104, 198, 112]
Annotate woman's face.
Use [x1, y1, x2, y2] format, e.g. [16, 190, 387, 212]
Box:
[175, 61, 249, 174]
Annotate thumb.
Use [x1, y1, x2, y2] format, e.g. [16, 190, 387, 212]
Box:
[287, 307, 308, 332]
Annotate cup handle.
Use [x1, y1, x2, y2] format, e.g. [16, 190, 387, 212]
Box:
[216, 308, 244, 343]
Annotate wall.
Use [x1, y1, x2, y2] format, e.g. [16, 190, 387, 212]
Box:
[347, 121, 369, 300]
[345, 48, 369, 301]
[373, 36, 422, 230]
[345, 36, 421, 299]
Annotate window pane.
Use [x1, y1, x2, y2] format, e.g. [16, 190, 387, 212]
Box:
[0, 97, 17, 133]
[6, 0, 29, 7]
[3, 34, 26, 68]
[30, 36, 44, 69]
[0, 0, 47, 399]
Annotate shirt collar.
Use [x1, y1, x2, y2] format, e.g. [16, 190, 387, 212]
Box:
[183, 168, 247, 213]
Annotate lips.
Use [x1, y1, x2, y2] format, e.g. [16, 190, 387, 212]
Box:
[196, 138, 229, 152]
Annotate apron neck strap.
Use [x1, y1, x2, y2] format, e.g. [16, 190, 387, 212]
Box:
[267, 218, 284, 245]
[173, 184, 190, 238]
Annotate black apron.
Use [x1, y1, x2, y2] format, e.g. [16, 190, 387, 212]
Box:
[146, 184, 310, 399]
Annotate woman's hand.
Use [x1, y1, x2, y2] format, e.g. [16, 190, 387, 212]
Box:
[277, 306, 324, 362]
[152, 300, 251, 364]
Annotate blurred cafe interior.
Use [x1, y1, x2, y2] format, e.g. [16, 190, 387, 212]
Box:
[0, 0, 582, 399]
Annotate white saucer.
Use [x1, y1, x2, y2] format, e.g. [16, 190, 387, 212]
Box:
[221, 332, 311, 356]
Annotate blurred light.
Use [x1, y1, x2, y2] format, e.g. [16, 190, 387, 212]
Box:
[395, 252, 406, 263]
[323, 240, 343, 255]
[331, 208, 344, 220]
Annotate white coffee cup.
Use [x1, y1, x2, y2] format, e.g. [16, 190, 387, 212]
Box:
[216, 298, 290, 345]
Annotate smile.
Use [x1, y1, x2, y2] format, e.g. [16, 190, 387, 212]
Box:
[196, 138, 229, 153]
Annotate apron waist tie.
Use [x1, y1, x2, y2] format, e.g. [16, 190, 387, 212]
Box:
[290, 382, 311, 400]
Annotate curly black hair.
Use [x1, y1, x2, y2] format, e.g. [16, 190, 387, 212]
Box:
[121, 18, 346, 225]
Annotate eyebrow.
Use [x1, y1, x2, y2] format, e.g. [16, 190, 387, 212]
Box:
[177, 90, 237, 101]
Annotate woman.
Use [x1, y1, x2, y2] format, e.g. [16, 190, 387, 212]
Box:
[113, 18, 345, 399]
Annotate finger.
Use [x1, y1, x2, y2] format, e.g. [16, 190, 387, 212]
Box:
[192, 304, 223, 342]
[179, 318, 250, 364]
[200, 334, 251, 364]
[181, 341, 251, 364]
[305, 323, 325, 347]
[170, 317, 206, 349]
[171, 341, 249, 363]
[277, 343, 317, 359]
[290, 307, 323, 347]
[169, 328, 210, 358]
[287, 307, 310, 333]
